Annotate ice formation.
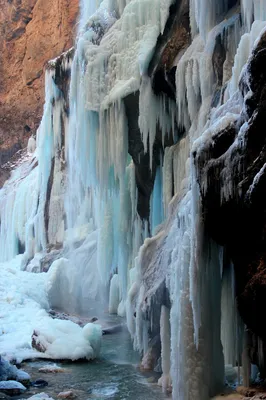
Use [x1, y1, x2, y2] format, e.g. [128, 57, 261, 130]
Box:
[0, 356, 30, 382]
[26, 394, 55, 400]
[0, 255, 102, 362]
[1, 0, 266, 399]
[0, 380, 26, 391]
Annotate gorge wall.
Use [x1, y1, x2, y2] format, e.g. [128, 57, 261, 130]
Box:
[0, 0, 79, 186]
[2, 1, 266, 399]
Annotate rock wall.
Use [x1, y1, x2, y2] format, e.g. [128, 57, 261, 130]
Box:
[0, 0, 79, 185]
[194, 29, 266, 378]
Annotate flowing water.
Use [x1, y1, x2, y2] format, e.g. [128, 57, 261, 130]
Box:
[20, 317, 167, 400]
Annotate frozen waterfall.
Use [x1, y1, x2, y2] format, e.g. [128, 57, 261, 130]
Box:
[1, 0, 266, 398]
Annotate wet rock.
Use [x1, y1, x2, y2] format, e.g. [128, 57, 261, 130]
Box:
[47, 310, 88, 327]
[236, 386, 257, 397]
[89, 317, 98, 323]
[102, 324, 125, 335]
[38, 365, 68, 374]
[0, 394, 10, 400]
[0, 395, 11, 400]
[32, 331, 47, 353]
[140, 346, 159, 372]
[212, 395, 242, 400]
[0, 381, 26, 396]
[31, 379, 48, 388]
[57, 391, 77, 399]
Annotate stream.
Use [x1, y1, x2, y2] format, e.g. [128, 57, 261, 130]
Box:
[19, 315, 168, 400]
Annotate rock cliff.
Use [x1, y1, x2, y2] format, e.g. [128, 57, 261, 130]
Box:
[0, 0, 79, 185]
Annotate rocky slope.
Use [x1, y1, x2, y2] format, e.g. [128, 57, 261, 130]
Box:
[0, 0, 79, 186]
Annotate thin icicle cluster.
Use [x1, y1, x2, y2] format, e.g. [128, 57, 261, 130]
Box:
[241, 0, 266, 31]
[139, 76, 178, 168]
[189, 0, 228, 41]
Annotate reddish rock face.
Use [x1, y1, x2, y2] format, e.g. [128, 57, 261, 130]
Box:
[0, 0, 79, 175]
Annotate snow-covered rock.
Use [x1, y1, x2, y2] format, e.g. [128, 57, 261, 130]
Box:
[31, 320, 102, 361]
[0, 381, 26, 396]
[0, 356, 30, 384]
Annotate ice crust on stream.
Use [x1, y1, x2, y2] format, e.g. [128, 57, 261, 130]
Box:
[1, 0, 266, 399]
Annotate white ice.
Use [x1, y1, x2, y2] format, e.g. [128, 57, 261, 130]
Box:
[0, 255, 102, 362]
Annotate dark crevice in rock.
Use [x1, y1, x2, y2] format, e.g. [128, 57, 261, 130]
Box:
[17, 237, 25, 255]
[125, 90, 175, 222]
[124, 92, 155, 221]
[148, 0, 190, 99]
[49, 48, 74, 116]
[44, 157, 55, 245]
[212, 34, 227, 88]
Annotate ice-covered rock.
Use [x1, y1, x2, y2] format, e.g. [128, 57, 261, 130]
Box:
[31, 320, 102, 361]
[0, 381, 26, 396]
[0, 356, 30, 385]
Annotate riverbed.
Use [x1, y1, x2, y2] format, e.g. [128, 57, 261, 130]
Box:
[19, 319, 168, 400]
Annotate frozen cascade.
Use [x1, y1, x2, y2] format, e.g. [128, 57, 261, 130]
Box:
[158, 305, 171, 392]
[0, 62, 69, 263]
[1, 0, 266, 398]
[242, 0, 266, 30]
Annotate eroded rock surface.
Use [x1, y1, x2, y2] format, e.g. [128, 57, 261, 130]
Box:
[195, 30, 266, 375]
[0, 0, 79, 184]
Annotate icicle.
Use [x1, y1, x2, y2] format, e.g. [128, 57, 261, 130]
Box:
[150, 166, 164, 234]
[241, 0, 266, 31]
[189, 0, 228, 42]
[221, 261, 238, 367]
[242, 328, 251, 387]
[158, 305, 171, 393]
[109, 274, 120, 314]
